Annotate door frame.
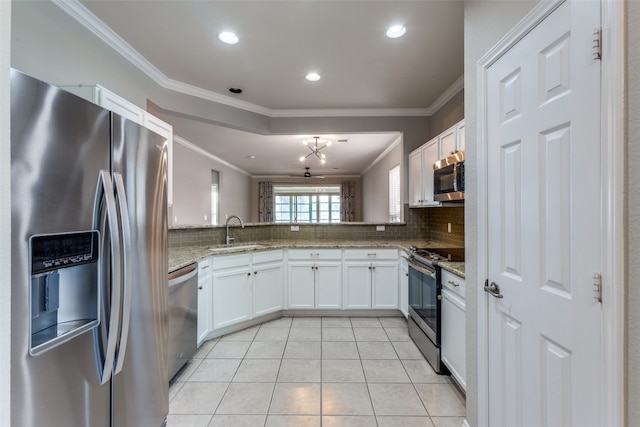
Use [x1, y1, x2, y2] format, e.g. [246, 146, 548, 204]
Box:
[475, 0, 626, 426]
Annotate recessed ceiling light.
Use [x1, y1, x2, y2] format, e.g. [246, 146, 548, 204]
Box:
[218, 31, 239, 45]
[386, 24, 406, 39]
[305, 72, 321, 82]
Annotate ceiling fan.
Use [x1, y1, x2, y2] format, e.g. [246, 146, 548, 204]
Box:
[302, 167, 325, 179]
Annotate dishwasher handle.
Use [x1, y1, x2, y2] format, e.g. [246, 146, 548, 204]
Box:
[168, 263, 198, 288]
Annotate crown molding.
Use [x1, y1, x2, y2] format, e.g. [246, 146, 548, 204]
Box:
[173, 135, 251, 176]
[360, 135, 403, 176]
[54, 0, 463, 119]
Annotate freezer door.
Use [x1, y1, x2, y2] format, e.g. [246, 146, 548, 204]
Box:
[10, 69, 111, 426]
[111, 114, 169, 426]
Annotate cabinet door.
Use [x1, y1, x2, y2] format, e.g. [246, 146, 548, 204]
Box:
[253, 262, 284, 317]
[343, 262, 372, 309]
[287, 262, 315, 308]
[441, 289, 466, 391]
[399, 260, 409, 317]
[456, 121, 465, 152]
[408, 149, 424, 207]
[422, 141, 439, 203]
[197, 259, 212, 346]
[439, 126, 457, 157]
[315, 262, 342, 309]
[212, 267, 252, 329]
[372, 262, 399, 308]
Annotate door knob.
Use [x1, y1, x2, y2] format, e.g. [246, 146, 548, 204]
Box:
[484, 281, 504, 298]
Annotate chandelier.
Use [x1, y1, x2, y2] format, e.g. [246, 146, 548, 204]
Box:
[299, 136, 332, 164]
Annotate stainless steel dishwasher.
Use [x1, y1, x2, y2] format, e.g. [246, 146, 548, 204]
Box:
[168, 263, 198, 382]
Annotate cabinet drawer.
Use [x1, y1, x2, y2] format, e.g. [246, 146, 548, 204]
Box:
[343, 248, 398, 260]
[441, 269, 465, 298]
[253, 250, 283, 264]
[198, 258, 212, 279]
[288, 249, 342, 260]
[211, 253, 251, 270]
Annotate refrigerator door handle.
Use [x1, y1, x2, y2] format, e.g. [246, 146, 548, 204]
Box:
[113, 172, 132, 375]
[92, 170, 123, 385]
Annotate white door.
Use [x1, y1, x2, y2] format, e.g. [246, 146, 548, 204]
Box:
[486, 1, 602, 426]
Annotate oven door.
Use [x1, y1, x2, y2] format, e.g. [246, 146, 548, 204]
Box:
[407, 260, 440, 345]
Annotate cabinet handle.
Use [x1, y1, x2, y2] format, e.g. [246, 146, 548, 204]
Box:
[405, 273, 409, 277]
[200, 265, 209, 270]
[448, 280, 460, 287]
[367, 253, 376, 258]
[311, 253, 320, 258]
[254, 271, 258, 275]
[247, 272, 251, 276]
[198, 286, 203, 290]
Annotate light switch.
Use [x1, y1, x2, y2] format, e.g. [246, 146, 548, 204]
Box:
[448, 223, 452, 233]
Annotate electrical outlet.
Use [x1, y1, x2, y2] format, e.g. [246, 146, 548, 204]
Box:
[174, 216, 178, 223]
[204, 214, 208, 221]
[291, 225, 300, 232]
[448, 222, 452, 233]
[376, 225, 385, 232]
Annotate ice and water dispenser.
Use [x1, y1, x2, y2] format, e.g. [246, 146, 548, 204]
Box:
[29, 231, 100, 356]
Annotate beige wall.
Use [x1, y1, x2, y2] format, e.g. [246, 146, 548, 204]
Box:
[429, 89, 465, 138]
[171, 140, 252, 226]
[627, 2, 640, 424]
[361, 137, 403, 223]
[463, 1, 538, 426]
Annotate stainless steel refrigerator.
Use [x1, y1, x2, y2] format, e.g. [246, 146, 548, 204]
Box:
[10, 69, 169, 426]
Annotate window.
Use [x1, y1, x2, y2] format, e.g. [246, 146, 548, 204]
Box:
[211, 170, 219, 225]
[274, 186, 341, 223]
[389, 164, 401, 222]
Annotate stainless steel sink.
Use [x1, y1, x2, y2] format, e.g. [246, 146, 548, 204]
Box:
[209, 244, 264, 252]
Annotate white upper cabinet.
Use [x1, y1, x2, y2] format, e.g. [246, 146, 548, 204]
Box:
[456, 121, 465, 152]
[439, 126, 457, 158]
[408, 119, 464, 208]
[60, 84, 173, 206]
[409, 139, 439, 207]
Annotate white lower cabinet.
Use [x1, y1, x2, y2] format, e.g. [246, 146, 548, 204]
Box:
[211, 251, 285, 331]
[287, 249, 342, 309]
[343, 249, 399, 309]
[440, 269, 466, 391]
[287, 261, 341, 309]
[252, 252, 284, 317]
[197, 257, 213, 346]
[212, 258, 252, 330]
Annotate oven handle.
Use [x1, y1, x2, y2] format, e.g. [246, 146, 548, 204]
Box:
[407, 258, 437, 278]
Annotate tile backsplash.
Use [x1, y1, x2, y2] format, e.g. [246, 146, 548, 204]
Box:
[169, 204, 464, 248]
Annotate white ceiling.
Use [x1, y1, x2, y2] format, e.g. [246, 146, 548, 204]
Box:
[75, 0, 464, 177]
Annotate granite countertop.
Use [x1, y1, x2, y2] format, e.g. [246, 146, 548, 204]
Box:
[168, 240, 462, 272]
[439, 262, 465, 278]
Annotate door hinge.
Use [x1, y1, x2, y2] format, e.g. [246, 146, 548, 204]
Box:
[593, 272, 602, 303]
[592, 27, 602, 60]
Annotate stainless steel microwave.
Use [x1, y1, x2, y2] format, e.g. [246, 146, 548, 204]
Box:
[433, 151, 464, 202]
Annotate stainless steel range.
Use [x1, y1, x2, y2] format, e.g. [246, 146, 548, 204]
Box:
[405, 246, 464, 374]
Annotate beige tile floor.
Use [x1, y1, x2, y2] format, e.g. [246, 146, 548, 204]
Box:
[168, 317, 465, 427]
